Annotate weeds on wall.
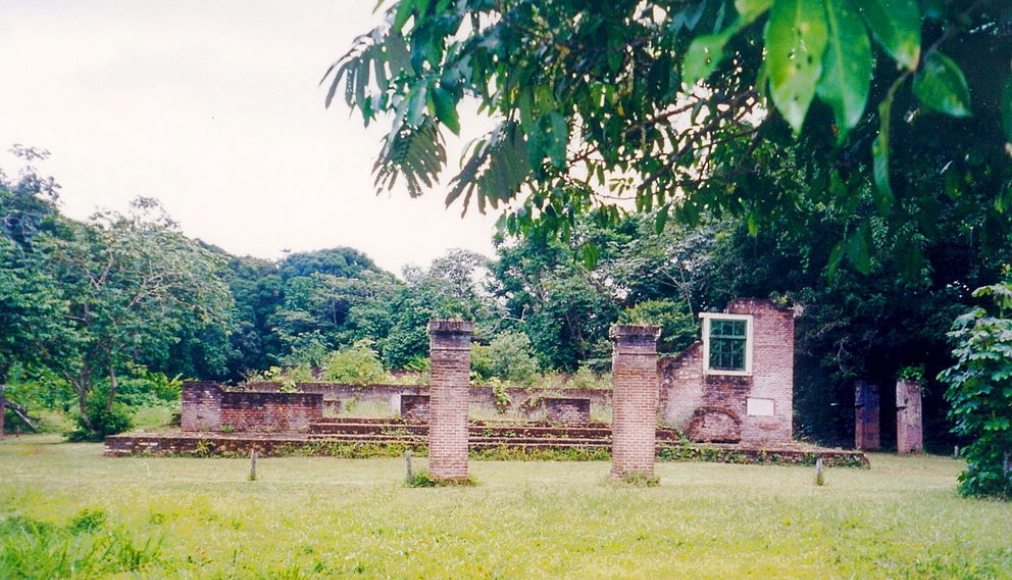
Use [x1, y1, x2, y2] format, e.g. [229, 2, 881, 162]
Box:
[404, 471, 478, 488]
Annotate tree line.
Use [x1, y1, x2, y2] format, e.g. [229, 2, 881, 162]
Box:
[1, 145, 1005, 454]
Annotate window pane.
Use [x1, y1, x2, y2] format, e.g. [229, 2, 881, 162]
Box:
[708, 318, 747, 371]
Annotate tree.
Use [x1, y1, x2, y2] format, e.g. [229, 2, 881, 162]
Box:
[44, 198, 233, 437]
[939, 282, 1012, 498]
[328, 0, 1008, 274]
[0, 147, 70, 436]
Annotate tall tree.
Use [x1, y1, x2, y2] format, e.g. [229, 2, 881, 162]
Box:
[44, 198, 233, 434]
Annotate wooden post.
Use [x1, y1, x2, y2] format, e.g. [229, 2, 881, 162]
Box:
[815, 457, 825, 486]
[404, 450, 413, 482]
[0, 384, 6, 440]
[249, 450, 258, 481]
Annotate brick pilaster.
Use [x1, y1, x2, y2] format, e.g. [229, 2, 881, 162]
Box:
[427, 320, 474, 480]
[610, 325, 661, 479]
[896, 380, 923, 454]
[854, 381, 881, 451]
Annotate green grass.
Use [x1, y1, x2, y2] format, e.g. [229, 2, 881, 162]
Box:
[0, 436, 1008, 578]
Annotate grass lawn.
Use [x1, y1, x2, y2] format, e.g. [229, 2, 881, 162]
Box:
[0, 435, 1009, 578]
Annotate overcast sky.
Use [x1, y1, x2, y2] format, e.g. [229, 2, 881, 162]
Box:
[0, 0, 501, 275]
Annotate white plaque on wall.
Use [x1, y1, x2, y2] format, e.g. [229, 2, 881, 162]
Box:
[747, 398, 775, 416]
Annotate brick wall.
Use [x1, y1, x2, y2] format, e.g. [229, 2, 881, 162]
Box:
[610, 325, 660, 479]
[896, 379, 923, 454]
[181, 381, 223, 432]
[855, 381, 881, 450]
[659, 299, 795, 445]
[427, 320, 473, 481]
[543, 398, 591, 425]
[181, 381, 322, 433]
[219, 391, 322, 433]
[727, 299, 794, 444]
[241, 382, 610, 411]
[400, 394, 431, 422]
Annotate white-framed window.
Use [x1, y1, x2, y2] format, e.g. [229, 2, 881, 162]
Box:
[701, 313, 753, 376]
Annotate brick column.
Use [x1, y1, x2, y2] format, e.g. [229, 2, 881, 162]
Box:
[427, 320, 474, 481]
[854, 381, 881, 451]
[610, 325, 661, 479]
[896, 379, 923, 454]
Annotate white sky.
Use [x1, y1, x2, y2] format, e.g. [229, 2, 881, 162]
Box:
[0, 0, 501, 276]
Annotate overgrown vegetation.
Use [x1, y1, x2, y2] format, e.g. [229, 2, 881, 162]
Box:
[939, 281, 1012, 499]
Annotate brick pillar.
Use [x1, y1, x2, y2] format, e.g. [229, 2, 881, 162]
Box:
[610, 325, 661, 479]
[896, 379, 923, 454]
[427, 320, 474, 481]
[854, 381, 881, 451]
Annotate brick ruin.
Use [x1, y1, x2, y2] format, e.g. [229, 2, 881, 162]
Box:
[854, 381, 881, 451]
[426, 320, 473, 481]
[152, 300, 884, 465]
[181, 381, 322, 433]
[610, 325, 661, 479]
[659, 299, 795, 445]
[896, 379, 924, 454]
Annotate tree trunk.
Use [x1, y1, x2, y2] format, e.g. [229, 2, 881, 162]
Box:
[106, 365, 118, 411]
[74, 377, 92, 430]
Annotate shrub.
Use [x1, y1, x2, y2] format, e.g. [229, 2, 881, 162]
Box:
[471, 331, 540, 386]
[938, 283, 1012, 499]
[619, 299, 699, 355]
[66, 399, 133, 442]
[323, 341, 388, 385]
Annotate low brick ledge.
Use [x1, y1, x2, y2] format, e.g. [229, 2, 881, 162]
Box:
[104, 432, 868, 467]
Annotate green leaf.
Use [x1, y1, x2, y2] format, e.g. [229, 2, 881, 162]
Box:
[393, 0, 415, 32]
[1002, 78, 1012, 142]
[682, 27, 736, 88]
[871, 75, 904, 213]
[816, 0, 872, 137]
[913, 51, 972, 118]
[735, 0, 773, 24]
[546, 112, 569, 168]
[654, 204, 671, 234]
[850, 0, 921, 71]
[847, 222, 872, 274]
[431, 87, 460, 134]
[765, 0, 829, 133]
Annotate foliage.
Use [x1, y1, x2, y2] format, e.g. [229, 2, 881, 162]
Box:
[471, 331, 540, 386]
[66, 399, 133, 442]
[619, 299, 699, 355]
[322, 341, 388, 385]
[938, 282, 1012, 499]
[329, 0, 1008, 275]
[898, 365, 925, 383]
[0, 512, 162, 578]
[405, 471, 478, 488]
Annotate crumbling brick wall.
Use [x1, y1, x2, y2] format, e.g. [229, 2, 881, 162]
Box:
[181, 381, 223, 432]
[660, 299, 795, 445]
[219, 391, 322, 433]
[181, 381, 322, 433]
[543, 398, 591, 425]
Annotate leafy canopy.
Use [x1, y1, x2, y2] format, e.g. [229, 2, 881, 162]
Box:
[327, 0, 1009, 273]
